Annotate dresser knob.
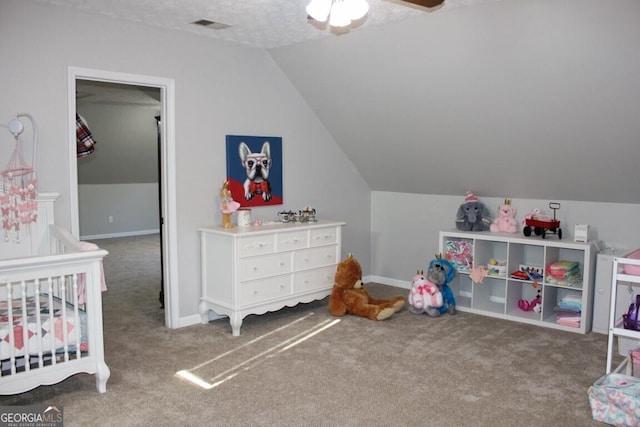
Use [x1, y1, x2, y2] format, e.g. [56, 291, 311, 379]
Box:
[253, 266, 258, 271]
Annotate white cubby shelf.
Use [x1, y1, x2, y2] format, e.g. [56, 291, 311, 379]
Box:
[439, 230, 597, 334]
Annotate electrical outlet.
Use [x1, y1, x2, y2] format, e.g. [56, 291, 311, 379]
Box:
[108, 216, 114, 223]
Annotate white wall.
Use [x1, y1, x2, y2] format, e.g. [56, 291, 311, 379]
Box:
[79, 184, 160, 239]
[0, 1, 371, 326]
[370, 192, 640, 288]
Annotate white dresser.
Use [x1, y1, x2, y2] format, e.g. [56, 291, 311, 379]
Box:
[199, 220, 345, 336]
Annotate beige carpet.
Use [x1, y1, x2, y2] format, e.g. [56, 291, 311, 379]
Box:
[0, 234, 615, 426]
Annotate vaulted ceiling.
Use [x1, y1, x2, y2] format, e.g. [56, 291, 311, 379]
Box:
[38, 0, 640, 204]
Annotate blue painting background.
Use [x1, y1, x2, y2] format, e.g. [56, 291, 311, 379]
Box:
[225, 135, 283, 207]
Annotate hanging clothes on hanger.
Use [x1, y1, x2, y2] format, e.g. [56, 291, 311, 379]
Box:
[76, 113, 97, 157]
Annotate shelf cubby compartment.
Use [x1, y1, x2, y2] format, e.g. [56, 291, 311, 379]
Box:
[544, 247, 585, 290]
[508, 243, 544, 278]
[451, 270, 472, 310]
[506, 280, 542, 322]
[443, 238, 474, 272]
[474, 240, 507, 277]
[541, 286, 583, 330]
[473, 276, 506, 315]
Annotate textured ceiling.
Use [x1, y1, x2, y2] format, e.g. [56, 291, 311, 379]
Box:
[33, 0, 490, 49]
[76, 81, 161, 107]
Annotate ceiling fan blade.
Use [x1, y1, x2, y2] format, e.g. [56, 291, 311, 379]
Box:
[400, 0, 445, 7]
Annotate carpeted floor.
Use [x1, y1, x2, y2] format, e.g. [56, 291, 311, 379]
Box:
[0, 234, 615, 426]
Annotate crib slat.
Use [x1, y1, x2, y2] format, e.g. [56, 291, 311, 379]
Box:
[34, 278, 44, 369]
[5, 282, 17, 375]
[19, 280, 30, 373]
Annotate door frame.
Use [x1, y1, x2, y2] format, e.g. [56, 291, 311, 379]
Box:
[67, 66, 179, 328]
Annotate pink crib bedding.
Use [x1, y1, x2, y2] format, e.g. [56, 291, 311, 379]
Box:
[0, 295, 87, 361]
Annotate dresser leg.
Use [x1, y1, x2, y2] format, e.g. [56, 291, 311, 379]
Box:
[230, 313, 242, 336]
[198, 301, 210, 324]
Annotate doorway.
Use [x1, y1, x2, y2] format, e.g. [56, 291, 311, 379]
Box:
[67, 67, 178, 328]
[76, 80, 163, 306]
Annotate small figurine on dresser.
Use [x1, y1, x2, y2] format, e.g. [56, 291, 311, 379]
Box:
[220, 180, 240, 228]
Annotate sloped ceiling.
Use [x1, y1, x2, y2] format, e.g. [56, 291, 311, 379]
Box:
[271, 0, 640, 204]
[36, 0, 640, 204]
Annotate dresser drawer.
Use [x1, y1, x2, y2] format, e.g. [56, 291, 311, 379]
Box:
[294, 245, 338, 271]
[294, 266, 336, 293]
[240, 253, 291, 281]
[240, 235, 276, 257]
[277, 230, 309, 252]
[241, 276, 292, 304]
[310, 227, 339, 247]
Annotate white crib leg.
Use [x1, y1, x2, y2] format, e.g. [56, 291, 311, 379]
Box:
[95, 362, 111, 393]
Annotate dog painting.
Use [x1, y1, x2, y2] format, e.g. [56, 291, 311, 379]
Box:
[226, 135, 283, 207]
[239, 141, 272, 202]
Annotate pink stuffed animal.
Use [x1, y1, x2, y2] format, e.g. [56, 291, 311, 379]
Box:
[490, 199, 518, 234]
[408, 270, 443, 314]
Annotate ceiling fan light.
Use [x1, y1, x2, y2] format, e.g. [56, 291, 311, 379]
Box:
[346, 0, 369, 21]
[307, 0, 333, 22]
[328, 0, 351, 27]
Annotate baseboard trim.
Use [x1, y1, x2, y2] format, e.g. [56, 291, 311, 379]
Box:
[366, 275, 410, 290]
[81, 229, 160, 240]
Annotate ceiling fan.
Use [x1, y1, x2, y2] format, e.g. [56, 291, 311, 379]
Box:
[306, 0, 445, 29]
[399, 0, 445, 7]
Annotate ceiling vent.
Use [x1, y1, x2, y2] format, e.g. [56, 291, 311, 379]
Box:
[191, 19, 231, 30]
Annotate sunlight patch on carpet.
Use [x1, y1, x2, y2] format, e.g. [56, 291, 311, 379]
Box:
[176, 313, 340, 390]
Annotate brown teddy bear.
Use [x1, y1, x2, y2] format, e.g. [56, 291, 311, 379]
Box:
[329, 254, 405, 320]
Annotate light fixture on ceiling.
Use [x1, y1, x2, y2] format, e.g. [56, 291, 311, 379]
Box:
[306, 0, 369, 28]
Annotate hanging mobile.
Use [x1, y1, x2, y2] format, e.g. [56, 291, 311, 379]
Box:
[1, 113, 38, 243]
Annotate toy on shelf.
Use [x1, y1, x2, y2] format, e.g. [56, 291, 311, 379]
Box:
[444, 239, 473, 272]
[220, 180, 240, 229]
[523, 202, 562, 239]
[518, 288, 542, 313]
[490, 198, 518, 234]
[455, 191, 492, 232]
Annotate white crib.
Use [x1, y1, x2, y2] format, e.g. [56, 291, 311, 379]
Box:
[0, 193, 109, 394]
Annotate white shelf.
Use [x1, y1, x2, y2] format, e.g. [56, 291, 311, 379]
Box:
[606, 256, 640, 374]
[439, 230, 596, 334]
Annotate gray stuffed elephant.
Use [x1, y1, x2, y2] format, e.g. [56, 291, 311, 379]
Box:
[456, 191, 492, 231]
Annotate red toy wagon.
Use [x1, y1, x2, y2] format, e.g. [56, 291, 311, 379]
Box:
[523, 202, 562, 239]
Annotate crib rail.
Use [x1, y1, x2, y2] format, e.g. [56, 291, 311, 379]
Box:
[0, 225, 110, 394]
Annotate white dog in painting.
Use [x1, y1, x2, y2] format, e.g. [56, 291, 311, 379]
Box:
[239, 141, 272, 201]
